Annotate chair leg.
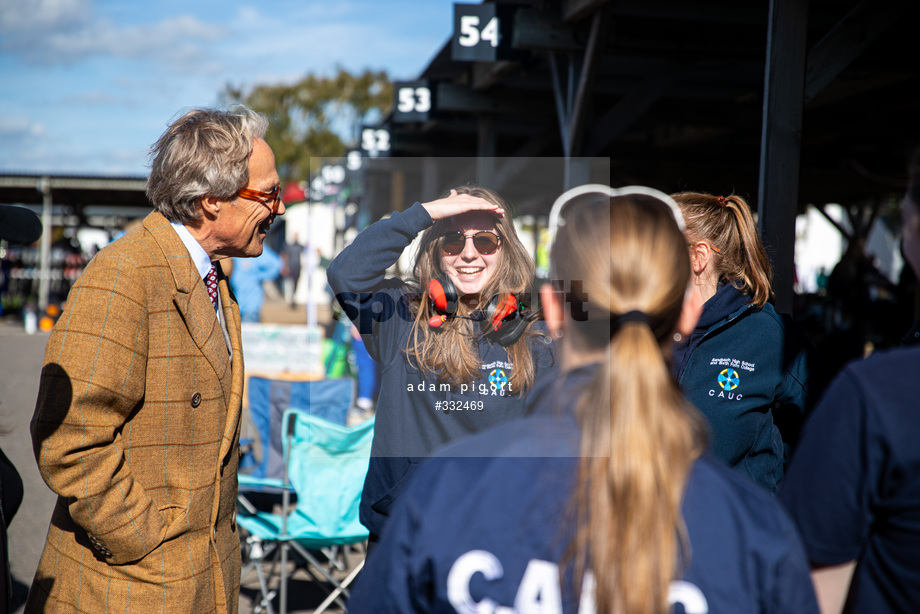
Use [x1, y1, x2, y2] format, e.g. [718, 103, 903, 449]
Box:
[322, 545, 347, 571]
[243, 536, 277, 614]
[252, 553, 276, 614]
[313, 559, 365, 614]
[290, 542, 352, 610]
[280, 542, 290, 614]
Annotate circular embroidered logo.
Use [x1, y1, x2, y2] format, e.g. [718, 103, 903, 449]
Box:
[718, 368, 740, 391]
[489, 369, 508, 390]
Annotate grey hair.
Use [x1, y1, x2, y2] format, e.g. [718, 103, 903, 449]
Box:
[146, 105, 269, 223]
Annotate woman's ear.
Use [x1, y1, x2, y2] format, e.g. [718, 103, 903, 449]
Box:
[539, 282, 563, 337]
[689, 241, 712, 275]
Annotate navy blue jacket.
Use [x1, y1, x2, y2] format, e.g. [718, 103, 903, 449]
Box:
[326, 202, 556, 537]
[673, 283, 820, 494]
[349, 365, 818, 614]
[781, 344, 920, 614]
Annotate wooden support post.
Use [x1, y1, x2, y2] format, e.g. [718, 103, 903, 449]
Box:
[758, 0, 808, 314]
[477, 116, 497, 187]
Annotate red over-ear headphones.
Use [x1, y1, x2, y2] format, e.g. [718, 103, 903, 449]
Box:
[427, 276, 460, 325]
[427, 276, 541, 347]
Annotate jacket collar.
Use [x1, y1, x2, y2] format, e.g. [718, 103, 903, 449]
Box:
[169, 219, 213, 279]
[142, 211, 233, 381]
[695, 282, 753, 331]
[672, 282, 754, 381]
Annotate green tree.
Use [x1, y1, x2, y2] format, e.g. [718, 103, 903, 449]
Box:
[223, 68, 392, 181]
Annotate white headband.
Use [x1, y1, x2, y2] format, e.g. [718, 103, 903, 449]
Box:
[546, 184, 686, 252]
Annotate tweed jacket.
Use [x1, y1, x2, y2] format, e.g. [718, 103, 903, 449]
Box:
[27, 211, 245, 614]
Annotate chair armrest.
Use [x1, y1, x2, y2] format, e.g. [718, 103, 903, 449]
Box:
[238, 475, 292, 490]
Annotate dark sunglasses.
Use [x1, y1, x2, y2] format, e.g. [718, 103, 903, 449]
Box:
[440, 231, 502, 256]
[237, 184, 283, 214]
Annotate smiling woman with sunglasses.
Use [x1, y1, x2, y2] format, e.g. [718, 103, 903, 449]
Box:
[326, 185, 556, 542]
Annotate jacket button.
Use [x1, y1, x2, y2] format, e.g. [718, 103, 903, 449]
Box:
[191, 392, 202, 407]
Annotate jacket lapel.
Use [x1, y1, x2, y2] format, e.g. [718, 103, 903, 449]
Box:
[143, 212, 231, 383]
[217, 264, 245, 461]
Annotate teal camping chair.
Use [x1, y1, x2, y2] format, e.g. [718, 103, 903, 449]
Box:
[240, 377, 353, 483]
[238, 410, 374, 614]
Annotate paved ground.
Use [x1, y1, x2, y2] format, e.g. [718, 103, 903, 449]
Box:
[0, 296, 360, 614]
[0, 325, 55, 614]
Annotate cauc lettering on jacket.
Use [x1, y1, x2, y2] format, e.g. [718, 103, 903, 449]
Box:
[708, 388, 743, 401]
[446, 550, 708, 613]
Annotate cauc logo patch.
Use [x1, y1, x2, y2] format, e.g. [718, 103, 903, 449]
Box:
[717, 368, 740, 391]
[489, 369, 508, 391]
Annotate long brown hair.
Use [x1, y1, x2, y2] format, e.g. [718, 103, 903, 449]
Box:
[672, 192, 774, 307]
[554, 192, 708, 614]
[406, 185, 541, 393]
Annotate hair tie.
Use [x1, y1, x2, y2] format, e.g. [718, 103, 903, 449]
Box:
[611, 310, 649, 336]
[715, 196, 728, 206]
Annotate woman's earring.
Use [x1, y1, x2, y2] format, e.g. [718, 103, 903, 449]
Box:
[555, 329, 564, 338]
[673, 332, 682, 343]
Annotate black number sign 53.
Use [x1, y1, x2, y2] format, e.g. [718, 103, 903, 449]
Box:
[393, 81, 435, 123]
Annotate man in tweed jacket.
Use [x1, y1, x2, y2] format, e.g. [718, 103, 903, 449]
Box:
[27, 106, 285, 613]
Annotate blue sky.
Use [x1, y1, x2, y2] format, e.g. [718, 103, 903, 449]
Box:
[0, 0, 461, 176]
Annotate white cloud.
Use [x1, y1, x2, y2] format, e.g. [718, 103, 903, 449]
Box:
[223, 3, 451, 87]
[0, 133, 147, 176]
[0, 117, 46, 139]
[60, 90, 145, 107]
[2, 6, 226, 69]
[0, 0, 91, 35]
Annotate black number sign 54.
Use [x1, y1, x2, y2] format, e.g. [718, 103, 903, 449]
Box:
[451, 3, 513, 62]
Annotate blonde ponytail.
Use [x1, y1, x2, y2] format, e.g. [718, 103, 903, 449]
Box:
[554, 193, 707, 613]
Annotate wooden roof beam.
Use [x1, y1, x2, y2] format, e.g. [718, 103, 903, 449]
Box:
[512, 9, 582, 52]
[471, 60, 520, 91]
[584, 69, 678, 156]
[435, 82, 555, 116]
[563, 0, 610, 23]
[605, 0, 764, 26]
[804, 0, 911, 103]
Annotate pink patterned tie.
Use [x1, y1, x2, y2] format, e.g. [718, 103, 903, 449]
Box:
[205, 263, 219, 310]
